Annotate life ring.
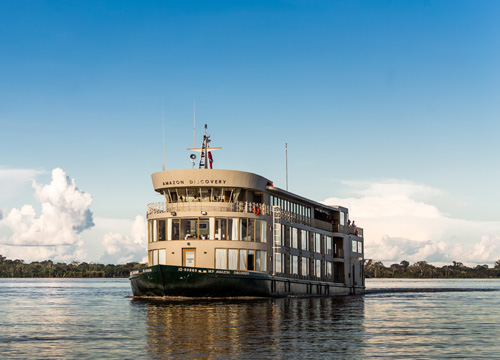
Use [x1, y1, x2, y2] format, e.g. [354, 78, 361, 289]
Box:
[254, 205, 260, 215]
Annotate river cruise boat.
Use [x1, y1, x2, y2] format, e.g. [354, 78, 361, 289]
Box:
[129, 126, 365, 297]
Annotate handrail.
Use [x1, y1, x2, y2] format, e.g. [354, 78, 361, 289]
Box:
[147, 201, 363, 237]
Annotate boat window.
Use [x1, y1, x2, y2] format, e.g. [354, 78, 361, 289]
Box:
[301, 256, 309, 277]
[228, 218, 238, 240]
[223, 189, 233, 202]
[152, 220, 158, 242]
[168, 218, 180, 240]
[291, 227, 298, 248]
[177, 188, 186, 202]
[212, 187, 222, 202]
[261, 220, 266, 243]
[232, 188, 241, 202]
[186, 188, 199, 202]
[352, 240, 358, 253]
[159, 249, 167, 265]
[275, 253, 282, 273]
[228, 249, 238, 270]
[239, 218, 248, 241]
[340, 211, 345, 226]
[255, 220, 261, 242]
[301, 230, 308, 250]
[200, 188, 210, 202]
[315, 259, 322, 279]
[181, 218, 199, 239]
[281, 225, 286, 246]
[315, 233, 321, 253]
[326, 261, 333, 279]
[255, 250, 262, 271]
[215, 218, 227, 240]
[247, 218, 254, 241]
[170, 190, 178, 202]
[292, 255, 298, 275]
[239, 249, 247, 270]
[158, 220, 166, 241]
[148, 220, 153, 243]
[215, 249, 227, 269]
[199, 218, 210, 239]
[247, 250, 255, 271]
[152, 249, 159, 266]
[326, 236, 332, 255]
[357, 241, 363, 253]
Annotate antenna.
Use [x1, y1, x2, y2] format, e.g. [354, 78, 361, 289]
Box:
[162, 99, 165, 171]
[286, 143, 288, 191]
[193, 100, 196, 148]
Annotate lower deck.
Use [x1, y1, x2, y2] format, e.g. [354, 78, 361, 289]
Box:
[129, 265, 365, 298]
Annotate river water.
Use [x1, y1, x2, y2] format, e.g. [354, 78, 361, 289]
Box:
[1, 278, 499, 359]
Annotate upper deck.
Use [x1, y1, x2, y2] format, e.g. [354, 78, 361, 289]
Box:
[148, 168, 363, 238]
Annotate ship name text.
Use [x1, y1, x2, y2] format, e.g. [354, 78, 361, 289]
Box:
[163, 179, 228, 186]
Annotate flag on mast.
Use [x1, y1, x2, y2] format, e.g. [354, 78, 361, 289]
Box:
[208, 151, 213, 169]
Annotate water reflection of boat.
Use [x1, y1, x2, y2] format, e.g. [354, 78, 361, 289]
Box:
[136, 297, 365, 358]
[129, 125, 365, 297]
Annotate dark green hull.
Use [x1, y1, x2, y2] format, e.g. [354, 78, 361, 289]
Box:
[129, 265, 362, 298]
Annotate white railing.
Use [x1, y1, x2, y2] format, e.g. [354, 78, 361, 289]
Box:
[147, 201, 274, 216]
[147, 201, 363, 237]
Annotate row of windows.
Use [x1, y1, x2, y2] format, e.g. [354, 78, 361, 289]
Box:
[215, 249, 266, 272]
[149, 218, 267, 242]
[277, 225, 342, 255]
[275, 254, 335, 279]
[149, 249, 167, 266]
[270, 195, 311, 218]
[147, 248, 267, 273]
[165, 187, 257, 203]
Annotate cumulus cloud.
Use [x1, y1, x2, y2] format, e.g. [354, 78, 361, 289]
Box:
[323, 180, 500, 266]
[100, 215, 147, 264]
[0, 168, 94, 262]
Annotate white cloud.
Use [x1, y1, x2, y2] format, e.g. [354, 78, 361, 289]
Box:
[323, 180, 500, 266]
[100, 215, 147, 264]
[0, 168, 94, 262]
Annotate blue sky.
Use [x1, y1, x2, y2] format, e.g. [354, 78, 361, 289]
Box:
[1, 1, 499, 265]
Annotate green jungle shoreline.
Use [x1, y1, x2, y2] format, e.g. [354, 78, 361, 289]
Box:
[0, 255, 144, 278]
[2, 255, 500, 279]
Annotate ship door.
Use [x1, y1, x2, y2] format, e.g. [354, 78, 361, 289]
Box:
[183, 249, 196, 267]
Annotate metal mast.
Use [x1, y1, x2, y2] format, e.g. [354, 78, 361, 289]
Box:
[187, 124, 222, 169]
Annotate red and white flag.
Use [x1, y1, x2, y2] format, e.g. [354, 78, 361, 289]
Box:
[208, 151, 213, 169]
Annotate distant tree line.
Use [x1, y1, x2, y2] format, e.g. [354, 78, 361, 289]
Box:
[0, 255, 145, 278]
[3, 254, 500, 279]
[365, 260, 500, 278]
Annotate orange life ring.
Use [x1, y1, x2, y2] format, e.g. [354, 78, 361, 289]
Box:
[254, 205, 260, 215]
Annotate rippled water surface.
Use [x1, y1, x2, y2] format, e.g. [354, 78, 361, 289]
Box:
[1, 278, 500, 359]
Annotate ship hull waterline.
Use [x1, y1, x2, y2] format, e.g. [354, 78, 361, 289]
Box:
[129, 265, 364, 298]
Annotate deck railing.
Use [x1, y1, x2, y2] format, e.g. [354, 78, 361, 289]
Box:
[147, 201, 363, 237]
[147, 201, 274, 216]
